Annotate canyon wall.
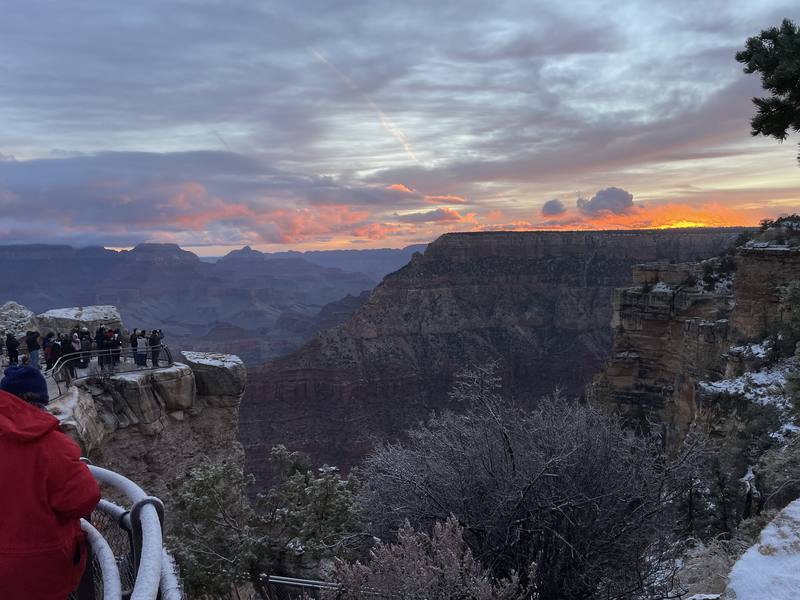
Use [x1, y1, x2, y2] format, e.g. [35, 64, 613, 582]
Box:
[241, 229, 747, 482]
[591, 245, 800, 444]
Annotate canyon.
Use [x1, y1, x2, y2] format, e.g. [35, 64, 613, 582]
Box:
[241, 229, 748, 483]
[0, 243, 420, 365]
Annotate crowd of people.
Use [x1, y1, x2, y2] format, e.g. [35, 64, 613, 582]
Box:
[0, 325, 165, 380]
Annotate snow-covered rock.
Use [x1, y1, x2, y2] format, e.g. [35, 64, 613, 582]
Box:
[0, 301, 38, 339]
[724, 498, 800, 599]
[36, 305, 123, 334]
[180, 351, 246, 406]
[698, 359, 797, 411]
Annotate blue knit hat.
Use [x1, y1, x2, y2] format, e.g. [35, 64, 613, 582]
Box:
[0, 365, 49, 405]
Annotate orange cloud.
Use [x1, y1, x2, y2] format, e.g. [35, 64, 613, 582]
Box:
[386, 183, 415, 193]
[574, 202, 766, 230]
[393, 207, 477, 224]
[173, 203, 255, 229]
[351, 222, 412, 239]
[257, 205, 371, 243]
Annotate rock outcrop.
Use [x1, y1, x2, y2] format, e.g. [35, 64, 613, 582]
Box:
[242, 229, 747, 482]
[592, 245, 800, 442]
[180, 351, 246, 405]
[730, 247, 800, 340]
[48, 352, 246, 514]
[36, 305, 124, 334]
[0, 301, 38, 338]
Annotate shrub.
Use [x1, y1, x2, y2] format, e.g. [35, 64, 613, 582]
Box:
[331, 517, 527, 600]
[358, 365, 694, 600]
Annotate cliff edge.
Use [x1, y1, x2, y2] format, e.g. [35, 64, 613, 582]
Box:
[48, 351, 246, 516]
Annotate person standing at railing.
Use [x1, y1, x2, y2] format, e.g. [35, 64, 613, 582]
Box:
[94, 326, 107, 371]
[129, 329, 138, 364]
[149, 329, 163, 367]
[107, 329, 122, 370]
[0, 367, 100, 600]
[25, 330, 41, 371]
[59, 334, 79, 384]
[43, 332, 56, 371]
[80, 332, 92, 369]
[52, 335, 65, 372]
[136, 330, 148, 366]
[5, 333, 19, 366]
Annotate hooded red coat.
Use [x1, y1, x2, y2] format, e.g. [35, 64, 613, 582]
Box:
[0, 390, 101, 599]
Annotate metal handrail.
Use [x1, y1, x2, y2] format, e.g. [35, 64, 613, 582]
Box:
[80, 519, 122, 600]
[47, 345, 174, 396]
[88, 466, 182, 600]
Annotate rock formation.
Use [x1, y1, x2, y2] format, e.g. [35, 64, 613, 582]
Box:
[592, 244, 800, 443]
[241, 229, 747, 482]
[0, 301, 38, 338]
[730, 246, 800, 340]
[36, 305, 123, 334]
[48, 352, 246, 517]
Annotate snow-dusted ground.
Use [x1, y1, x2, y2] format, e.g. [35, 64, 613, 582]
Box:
[725, 498, 800, 599]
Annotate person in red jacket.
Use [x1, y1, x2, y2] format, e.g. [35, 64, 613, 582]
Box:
[0, 366, 101, 600]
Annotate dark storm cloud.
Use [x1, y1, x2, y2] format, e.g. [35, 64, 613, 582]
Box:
[541, 198, 567, 216]
[577, 188, 635, 215]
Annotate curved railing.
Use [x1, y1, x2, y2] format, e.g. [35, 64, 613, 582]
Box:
[47, 345, 174, 397]
[69, 465, 184, 600]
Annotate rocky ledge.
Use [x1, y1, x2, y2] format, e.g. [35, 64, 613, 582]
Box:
[48, 352, 246, 509]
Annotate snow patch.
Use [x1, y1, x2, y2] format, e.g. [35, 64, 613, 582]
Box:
[38, 305, 120, 322]
[726, 498, 800, 599]
[180, 351, 243, 369]
[730, 341, 770, 359]
[698, 362, 792, 409]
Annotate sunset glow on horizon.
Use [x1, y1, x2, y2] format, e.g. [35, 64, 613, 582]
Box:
[0, 1, 797, 254]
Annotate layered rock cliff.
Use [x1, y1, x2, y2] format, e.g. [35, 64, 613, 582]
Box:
[242, 229, 747, 481]
[592, 245, 800, 443]
[49, 351, 246, 514]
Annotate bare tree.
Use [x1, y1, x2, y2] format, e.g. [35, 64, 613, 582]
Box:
[358, 364, 694, 600]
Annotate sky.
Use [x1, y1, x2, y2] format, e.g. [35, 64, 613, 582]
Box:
[0, 0, 798, 255]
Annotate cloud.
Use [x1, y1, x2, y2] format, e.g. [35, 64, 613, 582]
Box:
[577, 187, 635, 215]
[541, 198, 567, 217]
[0, 0, 795, 249]
[394, 207, 475, 223]
[386, 183, 415, 193]
[0, 150, 453, 246]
